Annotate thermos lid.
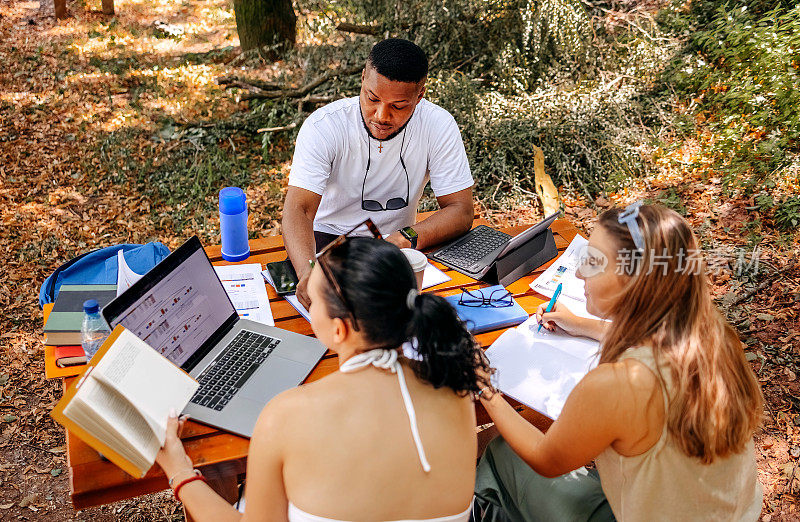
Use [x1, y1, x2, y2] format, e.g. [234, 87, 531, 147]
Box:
[219, 187, 246, 215]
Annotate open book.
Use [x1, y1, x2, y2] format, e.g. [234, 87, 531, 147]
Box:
[52, 326, 198, 478]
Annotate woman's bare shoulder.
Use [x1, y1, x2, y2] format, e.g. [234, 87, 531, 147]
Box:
[250, 374, 347, 436]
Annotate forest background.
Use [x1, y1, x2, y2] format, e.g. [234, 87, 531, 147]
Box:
[0, 0, 798, 519]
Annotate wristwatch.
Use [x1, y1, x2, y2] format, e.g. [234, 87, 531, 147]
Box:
[399, 226, 418, 248]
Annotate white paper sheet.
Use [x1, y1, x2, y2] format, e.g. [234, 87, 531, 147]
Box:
[529, 234, 601, 320]
[421, 263, 451, 290]
[214, 263, 275, 326]
[284, 295, 312, 322]
[261, 269, 311, 323]
[116, 250, 144, 297]
[485, 315, 600, 419]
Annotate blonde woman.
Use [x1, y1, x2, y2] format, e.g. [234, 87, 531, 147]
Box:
[475, 203, 763, 521]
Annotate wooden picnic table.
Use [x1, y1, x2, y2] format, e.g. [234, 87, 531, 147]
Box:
[55, 216, 580, 510]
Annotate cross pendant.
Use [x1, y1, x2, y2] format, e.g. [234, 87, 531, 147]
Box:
[378, 142, 383, 153]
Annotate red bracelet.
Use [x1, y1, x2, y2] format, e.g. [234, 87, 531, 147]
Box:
[173, 471, 207, 503]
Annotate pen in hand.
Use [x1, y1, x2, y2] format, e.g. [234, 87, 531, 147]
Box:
[538, 282, 563, 332]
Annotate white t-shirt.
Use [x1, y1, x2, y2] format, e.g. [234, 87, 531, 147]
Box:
[288, 97, 473, 236]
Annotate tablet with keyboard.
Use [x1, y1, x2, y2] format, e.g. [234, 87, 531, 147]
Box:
[429, 212, 559, 278]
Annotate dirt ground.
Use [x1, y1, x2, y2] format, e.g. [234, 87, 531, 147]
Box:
[1, 0, 798, 520]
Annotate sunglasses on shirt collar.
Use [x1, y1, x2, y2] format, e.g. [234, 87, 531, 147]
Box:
[313, 219, 383, 331]
[361, 127, 410, 212]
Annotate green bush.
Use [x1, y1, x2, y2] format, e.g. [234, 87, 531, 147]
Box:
[661, 1, 800, 193]
[250, 0, 677, 209]
[773, 195, 800, 231]
[426, 72, 653, 206]
[325, 0, 592, 89]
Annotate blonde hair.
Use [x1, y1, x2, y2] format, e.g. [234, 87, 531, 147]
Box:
[597, 204, 763, 464]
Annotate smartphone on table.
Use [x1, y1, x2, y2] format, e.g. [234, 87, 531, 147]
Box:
[265, 260, 299, 296]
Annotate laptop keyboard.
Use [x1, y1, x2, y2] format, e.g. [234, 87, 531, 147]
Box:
[434, 226, 512, 272]
[190, 330, 280, 411]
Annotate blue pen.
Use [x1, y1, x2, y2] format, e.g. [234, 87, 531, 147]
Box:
[538, 282, 563, 332]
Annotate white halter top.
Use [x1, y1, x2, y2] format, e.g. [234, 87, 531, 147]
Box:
[338, 348, 431, 472]
[287, 503, 472, 522]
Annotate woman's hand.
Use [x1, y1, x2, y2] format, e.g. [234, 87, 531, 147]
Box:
[536, 302, 609, 340]
[536, 302, 589, 338]
[473, 352, 498, 402]
[155, 409, 193, 482]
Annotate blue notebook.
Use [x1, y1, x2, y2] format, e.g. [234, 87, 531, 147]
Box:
[444, 285, 529, 334]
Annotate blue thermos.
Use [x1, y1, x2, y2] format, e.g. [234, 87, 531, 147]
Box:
[219, 187, 250, 262]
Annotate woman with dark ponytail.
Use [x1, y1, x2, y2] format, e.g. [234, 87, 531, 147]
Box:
[155, 224, 492, 522]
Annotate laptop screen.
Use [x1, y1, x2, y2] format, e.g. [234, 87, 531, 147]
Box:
[102, 237, 238, 368]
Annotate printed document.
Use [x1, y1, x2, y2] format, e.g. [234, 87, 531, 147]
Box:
[421, 263, 450, 290]
[530, 234, 601, 320]
[214, 263, 275, 326]
[485, 315, 600, 419]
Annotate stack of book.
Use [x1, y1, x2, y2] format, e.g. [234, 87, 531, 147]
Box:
[43, 284, 117, 370]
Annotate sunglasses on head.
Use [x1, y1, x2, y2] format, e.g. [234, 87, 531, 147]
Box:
[314, 219, 383, 331]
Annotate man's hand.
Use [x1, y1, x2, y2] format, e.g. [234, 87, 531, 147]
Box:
[395, 188, 473, 251]
[385, 231, 412, 249]
[295, 269, 312, 309]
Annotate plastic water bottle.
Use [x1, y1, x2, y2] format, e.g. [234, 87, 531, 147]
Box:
[81, 299, 111, 362]
[219, 186, 250, 262]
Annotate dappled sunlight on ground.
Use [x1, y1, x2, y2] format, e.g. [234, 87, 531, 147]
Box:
[1, 0, 241, 137]
[0, 0, 275, 517]
[0, 0, 797, 519]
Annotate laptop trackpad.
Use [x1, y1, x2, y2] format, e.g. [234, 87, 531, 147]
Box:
[240, 357, 311, 403]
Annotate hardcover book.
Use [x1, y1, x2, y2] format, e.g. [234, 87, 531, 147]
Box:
[51, 326, 198, 478]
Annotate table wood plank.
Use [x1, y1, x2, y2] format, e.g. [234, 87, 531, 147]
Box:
[62, 218, 580, 508]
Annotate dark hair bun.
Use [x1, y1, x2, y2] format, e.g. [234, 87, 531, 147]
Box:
[321, 238, 490, 395]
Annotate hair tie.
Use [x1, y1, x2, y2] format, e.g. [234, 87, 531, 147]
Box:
[406, 289, 419, 310]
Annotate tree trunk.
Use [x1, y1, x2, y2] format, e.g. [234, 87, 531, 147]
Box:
[54, 0, 67, 19]
[232, 0, 296, 55]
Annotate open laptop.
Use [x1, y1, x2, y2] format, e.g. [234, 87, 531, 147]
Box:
[429, 212, 560, 278]
[102, 236, 327, 438]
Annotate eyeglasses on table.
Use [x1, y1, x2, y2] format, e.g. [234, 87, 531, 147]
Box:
[458, 288, 513, 308]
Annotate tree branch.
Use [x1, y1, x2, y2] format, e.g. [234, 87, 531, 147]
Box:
[257, 122, 298, 133]
[335, 22, 381, 35]
[217, 65, 362, 100]
[217, 75, 282, 91]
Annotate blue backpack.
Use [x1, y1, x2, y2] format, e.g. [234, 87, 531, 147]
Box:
[39, 242, 171, 308]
